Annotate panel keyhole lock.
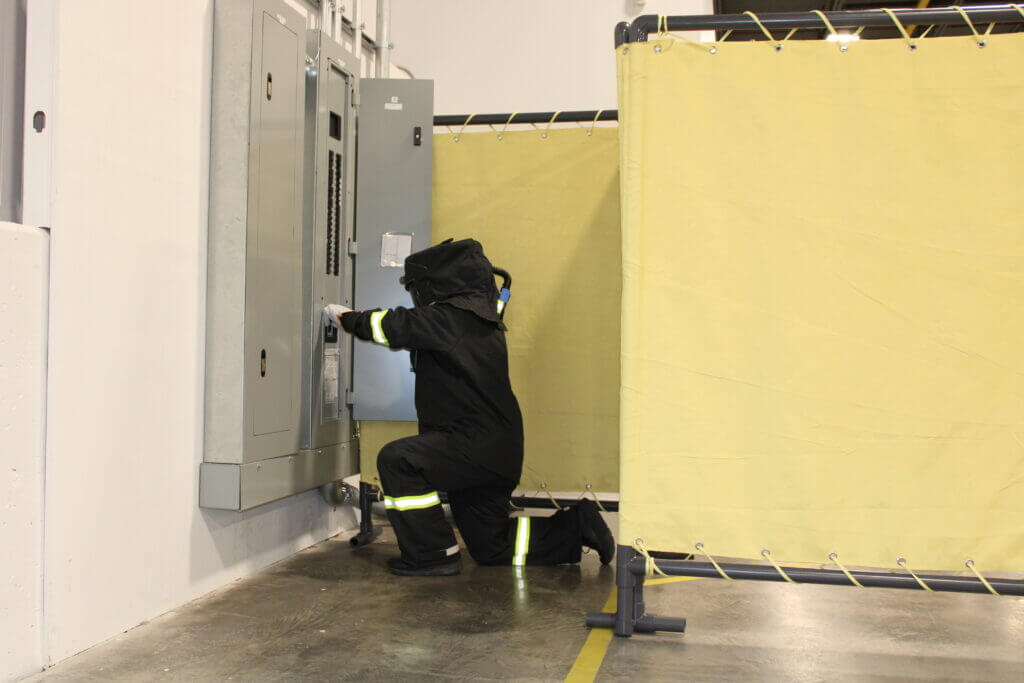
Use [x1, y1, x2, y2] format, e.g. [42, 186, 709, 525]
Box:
[266, 73, 273, 100]
[413, 126, 422, 147]
[260, 349, 267, 377]
[33, 111, 46, 133]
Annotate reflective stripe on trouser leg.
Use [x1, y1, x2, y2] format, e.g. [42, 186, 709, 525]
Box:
[384, 491, 441, 511]
[382, 490, 459, 563]
[513, 516, 531, 566]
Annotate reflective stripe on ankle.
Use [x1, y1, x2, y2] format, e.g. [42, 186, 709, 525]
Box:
[513, 517, 531, 566]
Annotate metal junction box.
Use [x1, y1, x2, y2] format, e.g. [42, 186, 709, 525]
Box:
[202, 0, 357, 510]
[352, 79, 433, 421]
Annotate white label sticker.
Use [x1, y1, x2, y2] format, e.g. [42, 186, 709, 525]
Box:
[381, 232, 414, 268]
[322, 347, 339, 422]
[384, 102, 403, 111]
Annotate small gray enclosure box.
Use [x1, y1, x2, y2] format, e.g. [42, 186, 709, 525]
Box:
[353, 79, 434, 421]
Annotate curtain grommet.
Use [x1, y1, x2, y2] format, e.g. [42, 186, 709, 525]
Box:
[709, 46, 718, 54]
[654, 44, 662, 54]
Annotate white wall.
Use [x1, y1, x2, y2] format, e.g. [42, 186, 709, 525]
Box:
[389, 0, 713, 114]
[38, 1, 356, 667]
[0, 223, 47, 681]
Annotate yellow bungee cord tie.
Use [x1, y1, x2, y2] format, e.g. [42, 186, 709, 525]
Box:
[496, 112, 517, 141]
[540, 111, 561, 139]
[881, 8, 918, 51]
[452, 113, 476, 142]
[634, 538, 668, 577]
[761, 548, 797, 584]
[827, 552, 864, 588]
[952, 6, 992, 48]
[579, 483, 607, 512]
[654, 15, 718, 54]
[965, 559, 1001, 596]
[1014, 4, 1024, 20]
[810, 9, 851, 51]
[538, 482, 563, 510]
[897, 557, 933, 592]
[587, 110, 604, 137]
[744, 11, 784, 51]
[694, 542, 734, 581]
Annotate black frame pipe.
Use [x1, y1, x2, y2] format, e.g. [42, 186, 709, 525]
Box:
[587, 546, 1024, 637]
[620, 6, 1024, 44]
[625, 558, 1024, 596]
[434, 110, 618, 127]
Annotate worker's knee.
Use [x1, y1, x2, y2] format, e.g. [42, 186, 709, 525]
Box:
[376, 442, 406, 475]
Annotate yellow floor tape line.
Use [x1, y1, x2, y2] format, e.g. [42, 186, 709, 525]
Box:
[565, 577, 703, 682]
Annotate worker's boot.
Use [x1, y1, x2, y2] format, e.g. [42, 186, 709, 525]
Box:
[577, 499, 615, 565]
[387, 556, 463, 577]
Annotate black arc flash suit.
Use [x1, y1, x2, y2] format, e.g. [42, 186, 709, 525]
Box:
[342, 239, 582, 568]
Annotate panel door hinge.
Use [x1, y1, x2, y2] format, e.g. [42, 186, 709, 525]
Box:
[345, 389, 356, 405]
[351, 87, 359, 108]
[347, 239, 358, 255]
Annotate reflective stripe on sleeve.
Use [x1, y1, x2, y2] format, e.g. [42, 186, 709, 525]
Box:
[370, 310, 390, 346]
[513, 516, 531, 566]
[496, 300, 506, 314]
[384, 491, 441, 511]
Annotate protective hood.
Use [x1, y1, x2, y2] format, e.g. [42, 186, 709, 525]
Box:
[401, 238, 505, 328]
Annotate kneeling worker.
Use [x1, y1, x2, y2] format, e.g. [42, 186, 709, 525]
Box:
[331, 238, 614, 576]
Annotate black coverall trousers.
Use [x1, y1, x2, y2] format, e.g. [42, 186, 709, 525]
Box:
[377, 432, 583, 567]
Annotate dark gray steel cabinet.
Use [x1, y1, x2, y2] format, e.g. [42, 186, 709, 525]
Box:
[353, 79, 434, 421]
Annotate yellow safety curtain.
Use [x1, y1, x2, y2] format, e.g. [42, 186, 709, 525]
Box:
[617, 34, 1024, 571]
[360, 126, 621, 493]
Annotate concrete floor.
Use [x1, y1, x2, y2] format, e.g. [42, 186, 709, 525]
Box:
[28, 515, 1024, 682]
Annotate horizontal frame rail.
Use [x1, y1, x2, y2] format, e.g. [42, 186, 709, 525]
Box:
[434, 110, 618, 127]
[616, 5, 1024, 45]
[586, 545, 1024, 638]
[628, 558, 1024, 595]
[511, 496, 619, 512]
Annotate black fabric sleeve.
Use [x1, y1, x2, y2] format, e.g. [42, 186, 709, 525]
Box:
[340, 311, 362, 335]
[340, 306, 462, 351]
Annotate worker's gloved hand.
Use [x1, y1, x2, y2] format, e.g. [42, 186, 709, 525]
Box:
[322, 304, 353, 329]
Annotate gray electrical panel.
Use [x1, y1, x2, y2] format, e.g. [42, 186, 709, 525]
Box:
[300, 29, 357, 454]
[352, 79, 434, 421]
[201, 1, 357, 510]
